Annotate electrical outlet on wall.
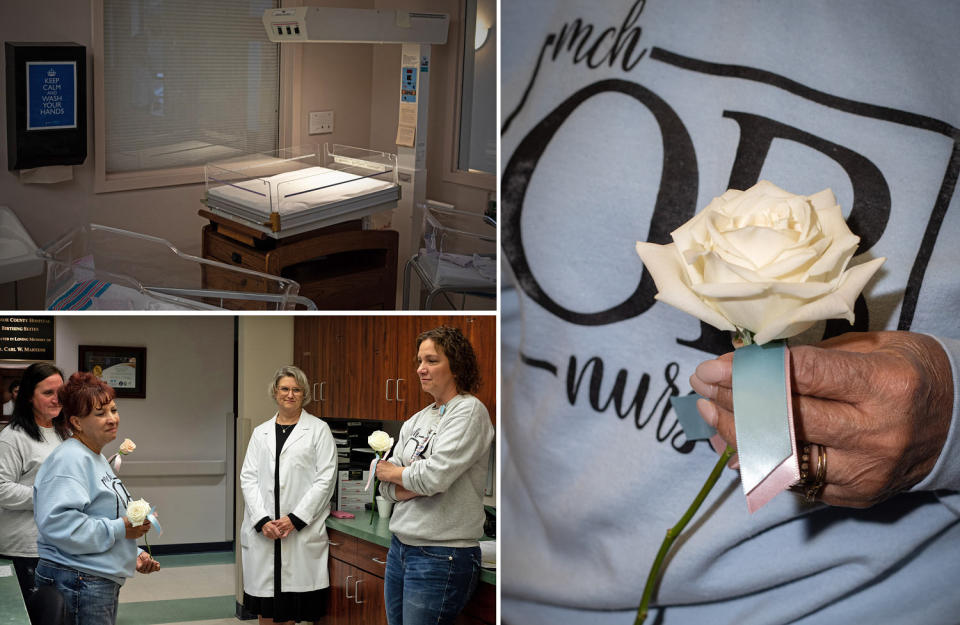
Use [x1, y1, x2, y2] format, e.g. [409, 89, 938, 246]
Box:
[309, 110, 334, 134]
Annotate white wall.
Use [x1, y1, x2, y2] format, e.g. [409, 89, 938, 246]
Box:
[51, 316, 236, 546]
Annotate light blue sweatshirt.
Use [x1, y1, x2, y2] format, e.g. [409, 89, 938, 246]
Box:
[34, 438, 136, 585]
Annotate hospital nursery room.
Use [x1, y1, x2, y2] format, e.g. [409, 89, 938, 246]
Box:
[0, 0, 496, 312]
[0, 314, 497, 624]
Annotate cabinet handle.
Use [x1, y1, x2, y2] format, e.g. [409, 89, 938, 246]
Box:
[345, 575, 354, 599]
[319, 381, 327, 401]
[312, 383, 319, 404]
[231, 252, 242, 264]
[371, 557, 387, 565]
[354, 578, 364, 604]
[328, 541, 340, 546]
[396, 378, 405, 402]
[385, 378, 394, 401]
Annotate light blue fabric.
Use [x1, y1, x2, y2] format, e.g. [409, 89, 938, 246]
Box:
[500, 1, 960, 623]
[34, 438, 135, 586]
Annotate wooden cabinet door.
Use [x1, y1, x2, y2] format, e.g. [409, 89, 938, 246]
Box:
[296, 316, 346, 418]
[294, 316, 324, 416]
[319, 317, 348, 419]
[340, 316, 397, 420]
[459, 315, 496, 425]
[353, 569, 387, 625]
[328, 557, 354, 625]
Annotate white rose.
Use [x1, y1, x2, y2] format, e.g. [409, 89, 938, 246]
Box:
[635, 180, 885, 344]
[118, 438, 136, 454]
[127, 498, 151, 526]
[368, 430, 394, 454]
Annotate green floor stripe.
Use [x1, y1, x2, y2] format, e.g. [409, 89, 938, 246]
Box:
[117, 595, 234, 625]
[153, 551, 235, 568]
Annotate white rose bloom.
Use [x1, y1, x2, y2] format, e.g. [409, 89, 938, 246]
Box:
[118, 438, 136, 454]
[127, 498, 151, 526]
[636, 180, 885, 344]
[368, 430, 395, 454]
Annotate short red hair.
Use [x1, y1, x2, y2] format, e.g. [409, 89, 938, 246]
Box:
[59, 371, 116, 420]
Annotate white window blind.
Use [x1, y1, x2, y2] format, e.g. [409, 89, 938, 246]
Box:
[102, 0, 279, 174]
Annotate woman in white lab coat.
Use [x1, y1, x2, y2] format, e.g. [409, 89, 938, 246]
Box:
[240, 365, 338, 625]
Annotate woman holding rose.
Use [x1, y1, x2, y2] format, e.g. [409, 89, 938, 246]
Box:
[376, 326, 494, 625]
[33, 371, 159, 625]
[0, 363, 69, 603]
[239, 365, 338, 625]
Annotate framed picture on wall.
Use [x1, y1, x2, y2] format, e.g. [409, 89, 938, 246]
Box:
[78, 345, 146, 399]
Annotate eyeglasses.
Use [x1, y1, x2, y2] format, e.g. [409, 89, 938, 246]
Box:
[277, 386, 304, 396]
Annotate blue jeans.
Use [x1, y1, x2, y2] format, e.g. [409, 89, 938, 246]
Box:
[35, 559, 121, 625]
[384, 535, 480, 625]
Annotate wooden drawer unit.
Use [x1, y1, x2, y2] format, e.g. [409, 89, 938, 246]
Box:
[327, 528, 388, 576]
[203, 227, 270, 272]
[356, 537, 389, 577]
[200, 213, 399, 310]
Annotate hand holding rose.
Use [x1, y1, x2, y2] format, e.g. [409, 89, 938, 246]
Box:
[124, 516, 152, 539]
[690, 331, 953, 508]
[375, 459, 404, 484]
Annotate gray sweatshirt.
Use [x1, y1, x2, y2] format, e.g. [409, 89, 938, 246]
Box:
[0, 424, 63, 557]
[380, 394, 494, 547]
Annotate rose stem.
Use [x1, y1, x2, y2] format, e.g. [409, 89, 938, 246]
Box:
[635, 445, 736, 625]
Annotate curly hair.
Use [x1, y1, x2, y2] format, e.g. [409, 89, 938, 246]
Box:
[10, 363, 69, 442]
[416, 326, 480, 395]
[59, 371, 116, 425]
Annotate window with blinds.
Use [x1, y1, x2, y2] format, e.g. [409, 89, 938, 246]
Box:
[101, 0, 279, 175]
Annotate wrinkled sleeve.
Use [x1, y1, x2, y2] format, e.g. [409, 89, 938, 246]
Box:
[911, 335, 960, 515]
[0, 439, 33, 511]
[34, 474, 126, 555]
[401, 399, 493, 497]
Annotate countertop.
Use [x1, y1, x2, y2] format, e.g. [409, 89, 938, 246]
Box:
[0, 558, 29, 625]
[325, 510, 497, 585]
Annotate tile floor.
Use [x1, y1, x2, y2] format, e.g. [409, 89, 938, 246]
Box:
[117, 552, 241, 625]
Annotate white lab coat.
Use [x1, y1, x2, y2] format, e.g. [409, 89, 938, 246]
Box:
[239, 410, 337, 596]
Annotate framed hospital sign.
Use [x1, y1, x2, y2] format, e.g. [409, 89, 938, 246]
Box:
[78, 345, 147, 399]
[0, 317, 55, 361]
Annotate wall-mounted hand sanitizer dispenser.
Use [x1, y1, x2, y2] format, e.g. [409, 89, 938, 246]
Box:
[5, 42, 87, 170]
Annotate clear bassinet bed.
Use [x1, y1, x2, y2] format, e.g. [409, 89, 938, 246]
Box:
[40, 224, 316, 310]
[203, 143, 400, 238]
